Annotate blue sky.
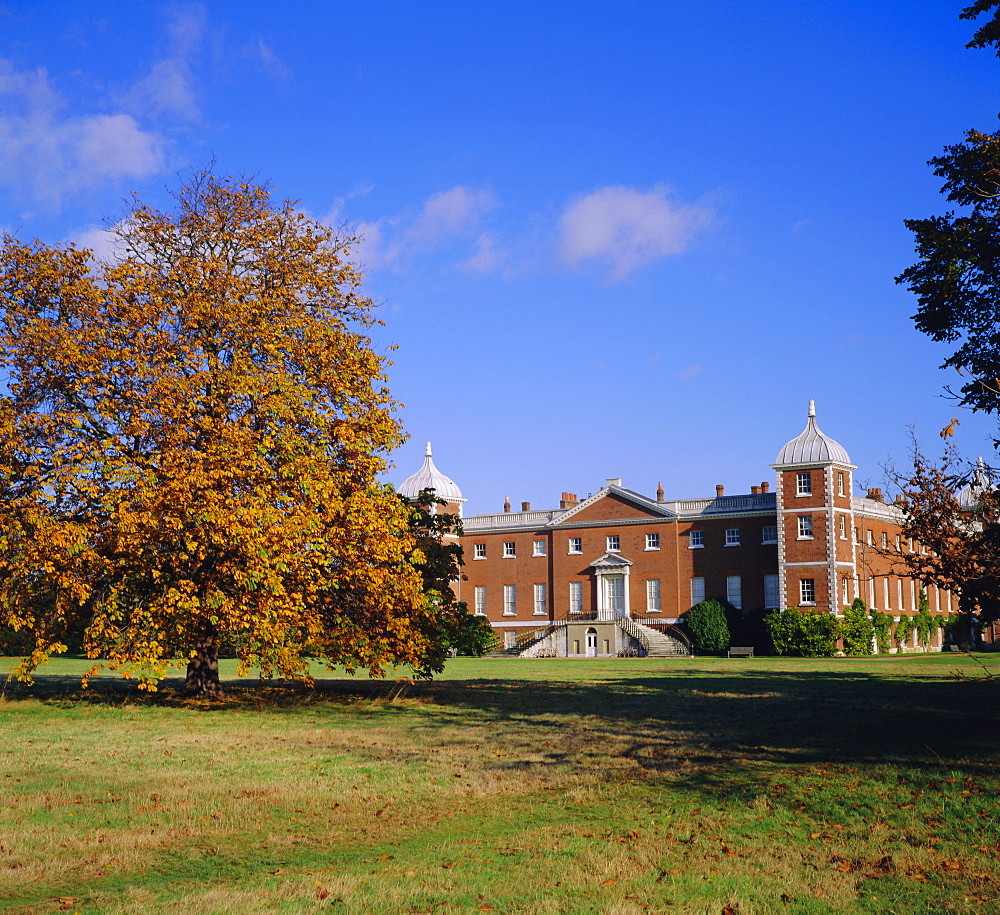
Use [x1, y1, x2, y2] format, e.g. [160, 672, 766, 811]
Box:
[2, 1, 999, 515]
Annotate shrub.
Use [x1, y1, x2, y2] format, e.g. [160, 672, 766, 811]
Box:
[764, 607, 839, 657]
[895, 614, 916, 650]
[841, 598, 875, 656]
[869, 607, 894, 654]
[685, 600, 731, 653]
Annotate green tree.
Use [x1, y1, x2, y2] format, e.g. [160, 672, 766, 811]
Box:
[684, 599, 731, 653]
[404, 490, 498, 659]
[840, 598, 875, 656]
[764, 608, 839, 658]
[0, 171, 441, 696]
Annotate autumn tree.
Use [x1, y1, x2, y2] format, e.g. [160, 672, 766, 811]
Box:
[0, 171, 446, 695]
[893, 3, 1000, 631]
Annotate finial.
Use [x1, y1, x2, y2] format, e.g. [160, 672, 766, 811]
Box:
[808, 399, 816, 418]
[425, 441, 432, 457]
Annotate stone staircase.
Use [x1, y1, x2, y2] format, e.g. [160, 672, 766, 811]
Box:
[631, 620, 692, 658]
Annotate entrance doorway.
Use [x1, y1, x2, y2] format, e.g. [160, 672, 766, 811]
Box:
[585, 627, 598, 657]
[605, 576, 625, 614]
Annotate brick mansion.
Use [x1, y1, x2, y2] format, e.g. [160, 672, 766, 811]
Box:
[398, 401, 955, 655]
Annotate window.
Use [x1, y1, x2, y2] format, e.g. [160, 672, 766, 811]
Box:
[533, 583, 547, 615]
[503, 541, 516, 558]
[854, 527, 860, 543]
[839, 516, 846, 540]
[797, 515, 813, 539]
[645, 532, 660, 550]
[763, 574, 779, 609]
[568, 537, 582, 554]
[646, 579, 661, 612]
[607, 535, 620, 552]
[800, 579, 815, 605]
[895, 534, 901, 551]
[569, 581, 583, 613]
[881, 532, 888, 549]
[726, 575, 742, 609]
[691, 577, 705, 605]
[762, 525, 777, 544]
[725, 528, 741, 547]
[474, 586, 486, 615]
[503, 584, 516, 616]
[532, 539, 546, 557]
[838, 472, 845, 496]
[473, 543, 486, 560]
[867, 530, 874, 547]
[796, 471, 812, 496]
[689, 530, 704, 548]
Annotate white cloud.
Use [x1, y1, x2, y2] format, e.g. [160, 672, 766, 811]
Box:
[124, 4, 206, 120]
[459, 233, 504, 273]
[558, 184, 715, 281]
[678, 362, 705, 379]
[67, 223, 126, 263]
[0, 60, 166, 206]
[353, 186, 498, 271]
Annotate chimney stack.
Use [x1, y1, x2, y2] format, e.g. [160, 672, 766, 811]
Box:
[716, 484, 725, 498]
[867, 487, 883, 502]
[559, 492, 579, 509]
[761, 481, 769, 493]
[751, 485, 761, 494]
[656, 482, 664, 502]
[503, 496, 511, 513]
[521, 501, 531, 512]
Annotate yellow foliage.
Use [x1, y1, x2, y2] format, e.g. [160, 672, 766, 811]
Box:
[0, 171, 434, 688]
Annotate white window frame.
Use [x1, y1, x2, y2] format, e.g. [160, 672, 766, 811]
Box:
[838, 472, 845, 496]
[474, 585, 486, 615]
[797, 515, 813, 539]
[503, 584, 516, 616]
[796, 471, 812, 496]
[645, 532, 660, 551]
[727, 575, 742, 610]
[763, 574, 779, 610]
[646, 578, 661, 612]
[762, 525, 777, 544]
[606, 534, 620, 552]
[503, 541, 516, 558]
[568, 537, 582, 554]
[839, 516, 846, 540]
[799, 578, 816, 605]
[473, 543, 486, 560]
[690, 576, 705, 606]
[533, 583, 547, 616]
[569, 581, 583, 613]
[725, 528, 741, 547]
[689, 530, 704, 549]
[532, 539, 546, 557]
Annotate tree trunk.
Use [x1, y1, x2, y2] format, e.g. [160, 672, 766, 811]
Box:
[184, 627, 223, 698]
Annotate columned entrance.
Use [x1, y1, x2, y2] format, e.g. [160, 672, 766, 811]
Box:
[590, 553, 633, 620]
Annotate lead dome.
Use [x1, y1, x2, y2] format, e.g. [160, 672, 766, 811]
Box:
[397, 442, 464, 501]
[774, 400, 852, 466]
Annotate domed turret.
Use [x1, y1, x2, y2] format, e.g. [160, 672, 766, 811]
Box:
[398, 442, 465, 503]
[773, 400, 852, 467]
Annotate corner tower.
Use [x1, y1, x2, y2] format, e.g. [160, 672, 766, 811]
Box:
[772, 401, 856, 614]
[397, 442, 466, 519]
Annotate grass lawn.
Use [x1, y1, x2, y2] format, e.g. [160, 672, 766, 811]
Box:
[1, 654, 999, 913]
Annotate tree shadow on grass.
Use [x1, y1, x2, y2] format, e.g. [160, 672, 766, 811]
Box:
[4, 665, 999, 780]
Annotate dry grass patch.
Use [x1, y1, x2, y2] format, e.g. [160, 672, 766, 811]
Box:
[1, 656, 999, 912]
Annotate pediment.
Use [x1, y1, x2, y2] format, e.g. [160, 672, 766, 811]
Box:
[590, 552, 634, 569]
[552, 486, 674, 526]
